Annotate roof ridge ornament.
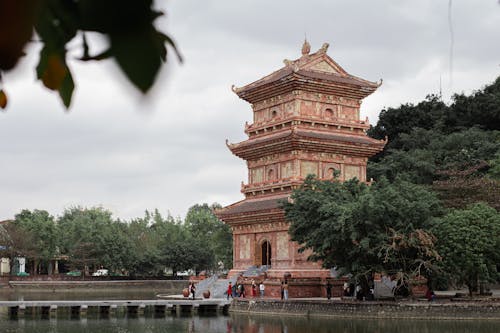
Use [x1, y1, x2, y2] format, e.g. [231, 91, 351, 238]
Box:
[301, 39, 311, 56]
[318, 42, 329, 54]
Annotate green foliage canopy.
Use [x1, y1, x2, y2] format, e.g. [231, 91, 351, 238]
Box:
[433, 203, 500, 295]
[57, 206, 132, 274]
[282, 176, 443, 290]
[11, 209, 57, 265]
[2, 203, 232, 277]
[184, 203, 233, 270]
[368, 76, 500, 211]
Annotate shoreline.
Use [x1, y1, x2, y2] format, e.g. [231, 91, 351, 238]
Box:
[3, 281, 500, 320]
[229, 298, 500, 320]
[2, 280, 186, 292]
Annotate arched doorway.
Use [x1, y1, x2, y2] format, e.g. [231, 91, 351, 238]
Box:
[261, 240, 271, 267]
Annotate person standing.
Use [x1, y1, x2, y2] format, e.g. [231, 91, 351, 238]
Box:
[251, 279, 257, 297]
[190, 282, 196, 300]
[283, 280, 289, 300]
[238, 283, 245, 298]
[227, 282, 233, 300]
[259, 282, 265, 297]
[326, 282, 332, 300]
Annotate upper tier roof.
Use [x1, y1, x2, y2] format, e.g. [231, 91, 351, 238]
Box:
[227, 127, 386, 159]
[232, 42, 381, 103]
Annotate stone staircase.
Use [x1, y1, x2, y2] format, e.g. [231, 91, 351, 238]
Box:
[194, 274, 237, 299]
[194, 266, 269, 299]
[194, 275, 217, 297]
[241, 265, 268, 277]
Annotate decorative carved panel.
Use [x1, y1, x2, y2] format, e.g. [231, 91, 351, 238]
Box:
[251, 167, 264, 183]
[276, 232, 289, 259]
[300, 161, 318, 178]
[239, 235, 250, 260]
[344, 165, 361, 180]
[281, 161, 293, 178]
[309, 61, 337, 73]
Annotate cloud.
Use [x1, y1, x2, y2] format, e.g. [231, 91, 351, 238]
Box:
[1, 0, 499, 221]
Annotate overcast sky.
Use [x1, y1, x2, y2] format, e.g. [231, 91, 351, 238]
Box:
[1, 0, 499, 221]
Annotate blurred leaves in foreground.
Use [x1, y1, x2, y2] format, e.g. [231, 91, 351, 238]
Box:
[0, 0, 181, 108]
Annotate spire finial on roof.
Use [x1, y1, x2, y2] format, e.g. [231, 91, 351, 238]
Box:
[301, 39, 311, 56]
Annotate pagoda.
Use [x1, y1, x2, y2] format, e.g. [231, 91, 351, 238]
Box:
[216, 41, 386, 297]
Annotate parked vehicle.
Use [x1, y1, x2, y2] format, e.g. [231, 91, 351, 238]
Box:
[92, 269, 109, 276]
[66, 270, 81, 277]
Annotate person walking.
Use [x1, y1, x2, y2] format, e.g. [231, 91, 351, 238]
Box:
[227, 282, 233, 300]
[251, 279, 257, 297]
[326, 282, 332, 300]
[280, 281, 284, 300]
[259, 282, 265, 297]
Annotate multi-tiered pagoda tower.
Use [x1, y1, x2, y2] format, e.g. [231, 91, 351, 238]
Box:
[217, 41, 386, 297]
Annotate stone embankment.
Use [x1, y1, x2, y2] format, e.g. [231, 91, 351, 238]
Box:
[6, 280, 187, 294]
[230, 298, 500, 320]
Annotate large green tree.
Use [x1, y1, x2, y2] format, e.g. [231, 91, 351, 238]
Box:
[282, 176, 443, 293]
[367, 76, 500, 212]
[433, 203, 500, 296]
[184, 203, 233, 271]
[367, 95, 447, 158]
[368, 128, 500, 185]
[57, 206, 132, 275]
[125, 212, 162, 276]
[9, 209, 57, 274]
[126, 208, 216, 277]
[446, 76, 500, 132]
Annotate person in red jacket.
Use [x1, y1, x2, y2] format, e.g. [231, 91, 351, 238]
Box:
[227, 282, 233, 300]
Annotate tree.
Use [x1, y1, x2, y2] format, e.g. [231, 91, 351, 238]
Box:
[489, 152, 500, 180]
[9, 209, 57, 274]
[57, 206, 131, 275]
[447, 76, 500, 132]
[126, 209, 212, 277]
[0, 0, 181, 108]
[432, 176, 500, 211]
[125, 214, 165, 277]
[367, 95, 447, 159]
[184, 203, 233, 271]
[282, 176, 443, 293]
[368, 128, 500, 185]
[433, 203, 500, 296]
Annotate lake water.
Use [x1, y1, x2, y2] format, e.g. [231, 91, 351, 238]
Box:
[1, 291, 498, 332]
[0, 313, 499, 333]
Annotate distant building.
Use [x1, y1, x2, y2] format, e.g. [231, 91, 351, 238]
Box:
[0, 220, 12, 276]
[216, 41, 386, 297]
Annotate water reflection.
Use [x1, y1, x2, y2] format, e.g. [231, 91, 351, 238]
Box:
[230, 314, 500, 333]
[0, 313, 498, 333]
[0, 290, 158, 301]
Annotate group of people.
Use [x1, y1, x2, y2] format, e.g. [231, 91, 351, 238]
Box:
[227, 280, 293, 300]
[226, 281, 243, 299]
[227, 280, 266, 299]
